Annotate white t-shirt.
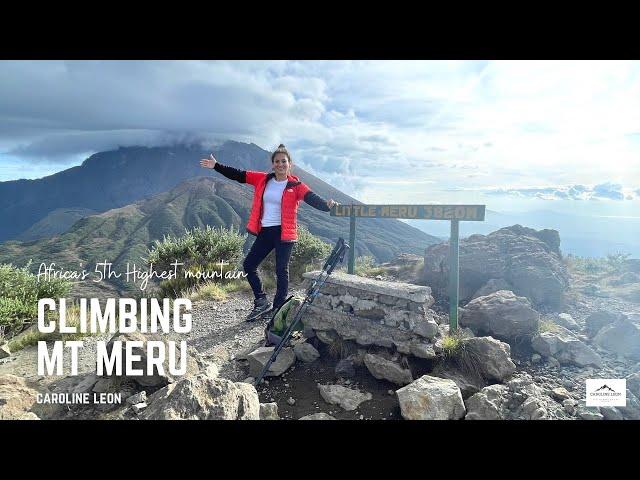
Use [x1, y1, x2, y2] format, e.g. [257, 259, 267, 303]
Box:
[261, 178, 288, 227]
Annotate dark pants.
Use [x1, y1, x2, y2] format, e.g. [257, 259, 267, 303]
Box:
[243, 226, 294, 309]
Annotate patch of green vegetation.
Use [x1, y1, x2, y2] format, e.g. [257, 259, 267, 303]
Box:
[7, 303, 93, 352]
[566, 252, 631, 275]
[354, 256, 386, 278]
[0, 261, 71, 337]
[538, 319, 562, 334]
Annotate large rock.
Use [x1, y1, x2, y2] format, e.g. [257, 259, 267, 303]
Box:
[0, 374, 55, 420]
[396, 375, 466, 420]
[430, 365, 486, 399]
[424, 225, 568, 309]
[293, 343, 320, 363]
[259, 402, 279, 420]
[363, 353, 413, 386]
[141, 373, 260, 420]
[462, 336, 516, 382]
[471, 278, 513, 300]
[585, 310, 625, 337]
[531, 326, 603, 367]
[299, 413, 336, 420]
[459, 290, 540, 339]
[627, 372, 640, 397]
[247, 346, 296, 377]
[593, 318, 640, 360]
[465, 373, 569, 420]
[105, 331, 198, 387]
[554, 313, 579, 331]
[317, 384, 372, 411]
[464, 384, 508, 420]
[0, 344, 11, 359]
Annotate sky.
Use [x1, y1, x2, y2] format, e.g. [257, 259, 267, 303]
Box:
[1, 60, 639, 217]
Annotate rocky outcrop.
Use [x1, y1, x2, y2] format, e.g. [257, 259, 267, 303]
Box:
[459, 290, 540, 339]
[302, 271, 439, 358]
[141, 373, 260, 420]
[593, 318, 640, 360]
[424, 225, 569, 309]
[396, 375, 466, 420]
[531, 326, 603, 367]
[317, 384, 372, 411]
[464, 373, 570, 420]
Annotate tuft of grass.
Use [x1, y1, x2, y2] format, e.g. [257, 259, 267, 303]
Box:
[538, 319, 562, 334]
[188, 282, 228, 302]
[7, 303, 94, 352]
[441, 333, 464, 357]
[354, 256, 385, 278]
[439, 332, 486, 383]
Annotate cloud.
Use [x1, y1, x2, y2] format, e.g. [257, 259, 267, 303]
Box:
[1, 60, 639, 196]
[477, 183, 633, 201]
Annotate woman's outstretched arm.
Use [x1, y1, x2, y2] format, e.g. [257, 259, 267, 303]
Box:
[303, 190, 337, 211]
[200, 153, 246, 183]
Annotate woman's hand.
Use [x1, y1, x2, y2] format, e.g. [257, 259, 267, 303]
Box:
[200, 153, 217, 169]
[326, 199, 338, 209]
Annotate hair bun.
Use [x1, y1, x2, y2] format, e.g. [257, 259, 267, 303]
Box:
[278, 144, 286, 148]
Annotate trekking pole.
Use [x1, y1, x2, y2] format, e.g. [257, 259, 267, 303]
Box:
[255, 238, 349, 386]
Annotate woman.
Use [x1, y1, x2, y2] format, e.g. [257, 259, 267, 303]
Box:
[200, 144, 337, 321]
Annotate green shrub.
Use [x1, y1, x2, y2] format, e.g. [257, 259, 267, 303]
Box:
[354, 255, 385, 277]
[147, 226, 246, 297]
[0, 262, 71, 336]
[147, 225, 246, 273]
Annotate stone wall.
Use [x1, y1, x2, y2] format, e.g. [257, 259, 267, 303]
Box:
[301, 271, 440, 359]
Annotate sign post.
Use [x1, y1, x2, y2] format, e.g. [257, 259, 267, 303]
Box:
[331, 204, 485, 332]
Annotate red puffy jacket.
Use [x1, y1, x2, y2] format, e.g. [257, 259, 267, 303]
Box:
[245, 171, 311, 242]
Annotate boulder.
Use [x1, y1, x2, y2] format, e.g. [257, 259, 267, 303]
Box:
[105, 331, 198, 387]
[531, 326, 603, 367]
[424, 225, 568, 309]
[317, 384, 372, 411]
[471, 278, 513, 300]
[459, 290, 540, 339]
[126, 391, 147, 406]
[464, 384, 508, 420]
[0, 374, 55, 420]
[247, 346, 296, 377]
[462, 336, 516, 382]
[430, 364, 486, 399]
[299, 413, 336, 420]
[259, 402, 279, 420]
[396, 375, 466, 420]
[627, 372, 640, 397]
[363, 353, 413, 386]
[293, 343, 320, 363]
[0, 344, 11, 359]
[585, 310, 625, 337]
[592, 318, 640, 360]
[141, 373, 260, 420]
[335, 358, 357, 379]
[555, 313, 579, 331]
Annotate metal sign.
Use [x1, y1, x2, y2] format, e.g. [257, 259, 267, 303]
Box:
[332, 204, 485, 221]
[330, 204, 486, 331]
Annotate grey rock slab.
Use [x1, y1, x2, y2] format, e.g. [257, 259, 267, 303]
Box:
[396, 375, 466, 420]
[318, 384, 372, 411]
[293, 343, 320, 363]
[363, 353, 413, 386]
[247, 346, 296, 377]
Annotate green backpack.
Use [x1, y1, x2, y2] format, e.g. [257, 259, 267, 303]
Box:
[265, 295, 305, 345]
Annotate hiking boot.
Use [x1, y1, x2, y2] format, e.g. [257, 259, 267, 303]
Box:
[246, 297, 271, 322]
